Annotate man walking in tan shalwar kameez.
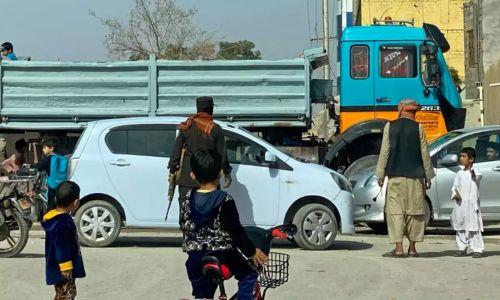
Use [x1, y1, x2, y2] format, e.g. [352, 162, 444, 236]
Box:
[375, 99, 436, 258]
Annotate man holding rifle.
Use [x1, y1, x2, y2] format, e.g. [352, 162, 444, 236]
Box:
[167, 96, 232, 221]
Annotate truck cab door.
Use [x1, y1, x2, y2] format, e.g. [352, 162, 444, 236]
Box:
[373, 43, 427, 120]
[339, 42, 375, 132]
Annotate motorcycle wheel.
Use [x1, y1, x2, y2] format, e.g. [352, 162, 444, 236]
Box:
[0, 211, 29, 258]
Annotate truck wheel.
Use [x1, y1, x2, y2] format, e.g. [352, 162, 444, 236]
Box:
[75, 200, 122, 247]
[292, 203, 338, 250]
[343, 155, 379, 181]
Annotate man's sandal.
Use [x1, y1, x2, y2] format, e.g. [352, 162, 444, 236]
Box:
[454, 250, 468, 257]
[407, 252, 419, 258]
[382, 249, 405, 258]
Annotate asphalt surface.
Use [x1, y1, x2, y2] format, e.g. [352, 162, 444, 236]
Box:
[2, 227, 500, 300]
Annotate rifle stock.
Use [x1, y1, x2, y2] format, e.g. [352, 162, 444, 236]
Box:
[165, 149, 185, 221]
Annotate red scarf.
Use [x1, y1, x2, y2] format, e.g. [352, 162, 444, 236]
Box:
[179, 112, 215, 135]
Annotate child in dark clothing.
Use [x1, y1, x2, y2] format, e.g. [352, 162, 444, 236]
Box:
[42, 181, 85, 300]
[180, 149, 267, 300]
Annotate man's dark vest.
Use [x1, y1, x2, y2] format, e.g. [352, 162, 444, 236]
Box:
[386, 118, 425, 178]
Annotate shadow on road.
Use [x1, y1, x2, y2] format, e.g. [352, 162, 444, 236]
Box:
[5, 253, 46, 258]
[110, 236, 373, 252]
[111, 236, 184, 248]
[329, 240, 373, 251]
[418, 250, 500, 258]
[356, 225, 500, 237]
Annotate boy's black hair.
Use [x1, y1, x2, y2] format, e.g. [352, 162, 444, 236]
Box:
[461, 147, 476, 161]
[42, 137, 57, 149]
[56, 181, 80, 207]
[14, 139, 28, 152]
[1, 42, 13, 52]
[190, 149, 222, 184]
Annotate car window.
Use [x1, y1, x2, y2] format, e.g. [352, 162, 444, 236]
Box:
[436, 132, 500, 165]
[380, 45, 417, 78]
[225, 134, 267, 166]
[350, 45, 369, 79]
[106, 124, 177, 157]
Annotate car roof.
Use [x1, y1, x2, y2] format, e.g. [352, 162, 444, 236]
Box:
[89, 116, 236, 129]
[452, 125, 500, 135]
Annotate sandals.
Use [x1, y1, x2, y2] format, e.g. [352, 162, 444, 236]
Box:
[407, 247, 419, 258]
[383, 249, 405, 258]
[407, 252, 419, 258]
[454, 250, 468, 257]
[472, 252, 483, 258]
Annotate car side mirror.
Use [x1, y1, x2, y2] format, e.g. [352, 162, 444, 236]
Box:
[440, 154, 459, 167]
[264, 151, 277, 165]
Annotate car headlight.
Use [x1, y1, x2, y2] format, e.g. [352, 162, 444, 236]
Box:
[331, 173, 352, 192]
[365, 174, 380, 188]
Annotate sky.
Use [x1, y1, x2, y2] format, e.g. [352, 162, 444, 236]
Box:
[0, 0, 331, 61]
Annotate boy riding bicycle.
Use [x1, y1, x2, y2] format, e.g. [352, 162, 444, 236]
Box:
[180, 149, 267, 299]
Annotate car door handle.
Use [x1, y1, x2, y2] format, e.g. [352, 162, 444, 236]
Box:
[493, 166, 500, 172]
[376, 97, 391, 103]
[110, 160, 131, 167]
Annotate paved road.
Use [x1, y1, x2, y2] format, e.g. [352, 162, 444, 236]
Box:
[2, 228, 500, 300]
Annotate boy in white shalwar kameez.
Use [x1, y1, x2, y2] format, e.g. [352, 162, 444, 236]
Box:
[451, 147, 484, 258]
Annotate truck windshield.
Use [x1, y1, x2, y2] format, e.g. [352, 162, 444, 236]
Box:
[429, 131, 463, 152]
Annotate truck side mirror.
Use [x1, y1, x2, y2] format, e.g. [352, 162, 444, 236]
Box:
[422, 44, 442, 88]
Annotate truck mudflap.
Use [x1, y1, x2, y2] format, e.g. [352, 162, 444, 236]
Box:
[437, 88, 466, 131]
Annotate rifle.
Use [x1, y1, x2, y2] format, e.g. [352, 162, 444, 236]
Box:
[165, 149, 185, 221]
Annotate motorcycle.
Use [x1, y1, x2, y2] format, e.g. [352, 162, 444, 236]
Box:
[0, 168, 46, 257]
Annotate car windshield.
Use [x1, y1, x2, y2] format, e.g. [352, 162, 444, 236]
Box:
[429, 131, 464, 152]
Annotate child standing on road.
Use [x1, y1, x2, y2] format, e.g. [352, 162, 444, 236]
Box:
[42, 181, 86, 300]
[451, 147, 485, 258]
[180, 149, 267, 300]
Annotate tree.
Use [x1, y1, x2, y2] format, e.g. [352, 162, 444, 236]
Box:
[449, 67, 463, 87]
[217, 40, 262, 60]
[91, 0, 216, 60]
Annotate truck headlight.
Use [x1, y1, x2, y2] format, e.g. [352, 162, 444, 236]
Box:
[331, 173, 352, 192]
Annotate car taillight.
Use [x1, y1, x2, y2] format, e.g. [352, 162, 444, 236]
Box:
[69, 158, 79, 179]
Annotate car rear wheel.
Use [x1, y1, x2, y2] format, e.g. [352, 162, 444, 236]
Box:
[75, 200, 122, 247]
[292, 203, 338, 250]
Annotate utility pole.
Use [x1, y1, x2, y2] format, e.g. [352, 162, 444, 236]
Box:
[323, 0, 330, 80]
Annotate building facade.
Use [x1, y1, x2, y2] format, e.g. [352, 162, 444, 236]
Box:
[360, 0, 468, 80]
[464, 0, 500, 125]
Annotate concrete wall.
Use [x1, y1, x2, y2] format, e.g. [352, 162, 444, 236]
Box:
[481, 0, 500, 125]
[361, 0, 468, 79]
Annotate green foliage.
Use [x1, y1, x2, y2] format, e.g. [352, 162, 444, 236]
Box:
[217, 40, 261, 60]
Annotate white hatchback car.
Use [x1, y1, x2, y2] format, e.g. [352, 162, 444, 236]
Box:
[69, 117, 354, 250]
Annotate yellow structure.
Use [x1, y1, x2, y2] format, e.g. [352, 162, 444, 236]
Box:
[361, 0, 467, 79]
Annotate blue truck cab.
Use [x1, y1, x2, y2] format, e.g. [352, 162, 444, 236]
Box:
[325, 23, 466, 173]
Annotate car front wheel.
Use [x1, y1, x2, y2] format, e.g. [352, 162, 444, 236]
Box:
[75, 200, 122, 247]
[292, 203, 338, 250]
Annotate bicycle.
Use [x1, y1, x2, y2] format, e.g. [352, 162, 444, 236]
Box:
[201, 224, 297, 300]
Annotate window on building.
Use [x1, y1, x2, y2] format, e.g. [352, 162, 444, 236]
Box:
[467, 30, 475, 68]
